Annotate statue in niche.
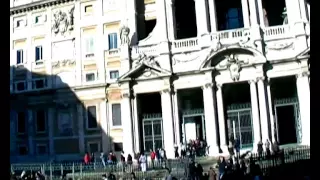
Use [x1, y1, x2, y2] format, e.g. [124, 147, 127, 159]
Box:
[120, 25, 130, 45]
[52, 6, 75, 35]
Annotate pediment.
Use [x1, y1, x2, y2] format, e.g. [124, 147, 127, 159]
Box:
[118, 63, 171, 82]
[296, 48, 310, 59]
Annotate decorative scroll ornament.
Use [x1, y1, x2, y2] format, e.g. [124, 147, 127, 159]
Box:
[120, 25, 130, 45]
[267, 42, 294, 51]
[219, 54, 249, 81]
[239, 32, 257, 49]
[52, 6, 75, 35]
[52, 59, 76, 68]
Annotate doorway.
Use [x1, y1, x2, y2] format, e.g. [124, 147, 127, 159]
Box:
[183, 114, 205, 143]
[275, 103, 298, 145]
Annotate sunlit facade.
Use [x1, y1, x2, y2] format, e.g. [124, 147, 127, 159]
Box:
[10, 0, 310, 162]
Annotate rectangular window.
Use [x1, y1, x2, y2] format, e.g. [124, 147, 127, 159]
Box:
[32, 79, 46, 89]
[112, 104, 121, 126]
[88, 142, 100, 153]
[109, 70, 119, 79]
[85, 37, 94, 56]
[16, 49, 24, 64]
[85, 5, 93, 13]
[17, 112, 26, 134]
[16, 20, 23, 28]
[87, 106, 98, 129]
[35, 46, 43, 62]
[36, 144, 47, 155]
[108, 33, 118, 49]
[36, 110, 46, 133]
[16, 81, 26, 91]
[18, 145, 28, 155]
[35, 16, 41, 24]
[85, 73, 95, 82]
[113, 143, 123, 152]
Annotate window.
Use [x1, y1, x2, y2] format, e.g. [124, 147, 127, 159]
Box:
[85, 5, 93, 14]
[16, 20, 24, 28]
[35, 16, 41, 24]
[17, 112, 26, 134]
[18, 145, 28, 155]
[16, 49, 24, 64]
[16, 81, 26, 91]
[32, 79, 47, 89]
[85, 37, 94, 57]
[85, 73, 95, 82]
[88, 142, 100, 153]
[112, 104, 121, 126]
[35, 46, 43, 63]
[36, 110, 46, 133]
[143, 119, 164, 151]
[108, 33, 118, 49]
[225, 8, 244, 30]
[113, 143, 123, 152]
[87, 106, 98, 129]
[36, 144, 47, 155]
[109, 70, 119, 79]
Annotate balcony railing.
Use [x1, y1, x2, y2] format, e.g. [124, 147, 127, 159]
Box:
[263, 25, 291, 40]
[131, 44, 159, 56]
[211, 28, 251, 44]
[171, 37, 199, 53]
[105, 48, 120, 57]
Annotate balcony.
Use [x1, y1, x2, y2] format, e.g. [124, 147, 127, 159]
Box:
[131, 44, 159, 57]
[263, 25, 291, 41]
[171, 37, 199, 53]
[31, 60, 46, 72]
[105, 49, 120, 57]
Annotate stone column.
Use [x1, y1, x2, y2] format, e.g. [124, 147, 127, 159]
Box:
[257, 77, 271, 142]
[266, 78, 276, 143]
[248, 0, 259, 26]
[48, 108, 55, 156]
[208, 0, 218, 32]
[126, 0, 138, 45]
[121, 92, 134, 156]
[161, 89, 175, 159]
[299, 0, 308, 21]
[45, 7, 53, 88]
[202, 83, 219, 155]
[256, 0, 265, 27]
[77, 104, 85, 154]
[216, 84, 228, 152]
[195, 0, 210, 36]
[248, 0, 263, 52]
[96, 0, 106, 84]
[156, 0, 169, 41]
[132, 95, 140, 152]
[172, 90, 181, 144]
[241, 0, 250, 28]
[27, 110, 34, 155]
[249, 80, 261, 151]
[296, 71, 310, 145]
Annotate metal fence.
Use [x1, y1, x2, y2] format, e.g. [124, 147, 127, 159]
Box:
[11, 159, 186, 180]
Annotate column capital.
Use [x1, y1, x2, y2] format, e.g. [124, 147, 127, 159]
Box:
[121, 92, 131, 99]
[216, 83, 223, 89]
[201, 82, 214, 89]
[256, 76, 265, 82]
[160, 88, 171, 95]
[296, 71, 310, 78]
[248, 79, 257, 84]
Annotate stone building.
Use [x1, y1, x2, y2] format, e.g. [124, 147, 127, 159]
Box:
[10, 0, 310, 162]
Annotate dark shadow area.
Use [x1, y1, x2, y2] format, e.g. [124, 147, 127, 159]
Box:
[174, 0, 197, 39]
[136, 93, 162, 153]
[262, 0, 287, 26]
[216, 0, 244, 31]
[10, 65, 112, 165]
[270, 76, 299, 145]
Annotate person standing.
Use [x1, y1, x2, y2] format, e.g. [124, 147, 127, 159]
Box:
[139, 152, 147, 172]
[84, 152, 91, 165]
[208, 166, 217, 180]
[218, 156, 227, 180]
[100, 151, 106, 168]
[150, 149, 156, 169]
[127, 153, 133, 172]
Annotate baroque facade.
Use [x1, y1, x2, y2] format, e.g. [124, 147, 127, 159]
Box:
[10, 0, 310, 162]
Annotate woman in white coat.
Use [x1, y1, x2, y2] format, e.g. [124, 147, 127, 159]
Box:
[139, 152, 147, 172]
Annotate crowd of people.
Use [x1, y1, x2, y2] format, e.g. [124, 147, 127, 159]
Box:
[10, 171, 46, 180]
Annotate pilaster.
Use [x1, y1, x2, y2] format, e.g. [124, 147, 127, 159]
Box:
[160, 88, 175, 159]
[296, 71, 310, 145]
[46, 7, 53, 88]
[77, 104, 85, 154]
[208, 0, 218, 32]
[27, 110, 34, 155]
[100, 101, 110, 153]
[166, 0, 177, 41]
[75, 1, 82, 86]
[26, 12, 33, 91]
[132, 94, 140, 153]
[96, 0, 106, 84]
[172, 89, 181, 144]
[48, 108, 55, 156]
[266, 78, 276, 143]
[241, 0, 250, 28]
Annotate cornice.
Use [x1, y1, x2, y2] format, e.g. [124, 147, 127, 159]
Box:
[10, 0, 74, 16]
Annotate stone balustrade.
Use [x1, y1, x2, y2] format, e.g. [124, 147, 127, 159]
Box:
[263, 25, 291, 40]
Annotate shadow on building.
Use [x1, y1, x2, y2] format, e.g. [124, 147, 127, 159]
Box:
[10, 65, 112, 163]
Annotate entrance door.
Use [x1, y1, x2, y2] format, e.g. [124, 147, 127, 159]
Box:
[275, 105, 297, 145]
[182, 110, 205, 143]
[142, 116, 164, 151]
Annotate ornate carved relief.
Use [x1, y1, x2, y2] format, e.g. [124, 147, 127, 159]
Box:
[172, 52, 202, 65]
[52, 6, 75, 36]
[238, 32, 258, 49]
[266, 41, 294, 52]
[219, 54, 249, 81]
[52, 59, 76, 69]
